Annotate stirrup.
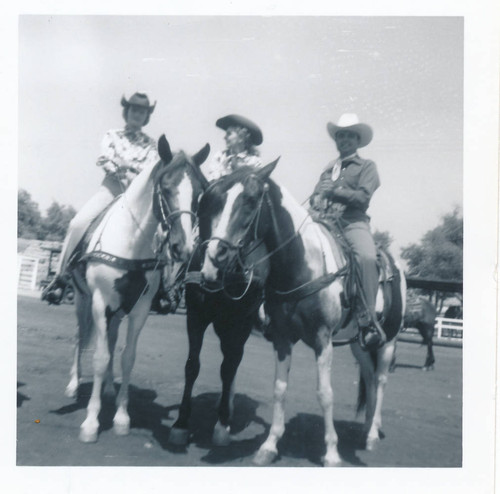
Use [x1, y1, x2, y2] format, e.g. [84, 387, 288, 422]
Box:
[359, 323, 387, 351]
[41, 276, 66, 304]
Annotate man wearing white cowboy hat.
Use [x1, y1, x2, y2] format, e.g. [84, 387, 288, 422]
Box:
[311, 113, 383, 350]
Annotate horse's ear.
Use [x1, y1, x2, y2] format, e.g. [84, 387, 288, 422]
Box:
[158, 134, 173, 164]
[192, 143, 210, 167]
[256, 157, 280, 181]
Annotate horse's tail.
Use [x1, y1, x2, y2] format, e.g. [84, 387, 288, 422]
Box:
[356, 373, 367, 414]
[356, 350, 378, 414]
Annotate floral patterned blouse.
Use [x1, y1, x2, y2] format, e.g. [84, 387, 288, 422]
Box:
[96, 128, 159, 174]
[202, 149, 262, 182]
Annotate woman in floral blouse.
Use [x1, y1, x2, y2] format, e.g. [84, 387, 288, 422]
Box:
[202, 114, 263, 181]
[42, 92, 159, 303]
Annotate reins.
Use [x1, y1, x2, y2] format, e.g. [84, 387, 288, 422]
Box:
[199, 180, 343, 303]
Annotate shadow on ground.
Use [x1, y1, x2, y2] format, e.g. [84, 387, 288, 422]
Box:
[17, 382, 31, 408]
[50, 382, 177, 446]
[50, 383, 371, 466]
[274, 414, 368, 467]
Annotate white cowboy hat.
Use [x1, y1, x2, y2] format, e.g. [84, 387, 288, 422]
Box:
[326, 113, 373, 148]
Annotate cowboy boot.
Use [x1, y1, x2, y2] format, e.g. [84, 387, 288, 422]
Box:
[357, 311, 386, 351]
[41, 275, 67, 305]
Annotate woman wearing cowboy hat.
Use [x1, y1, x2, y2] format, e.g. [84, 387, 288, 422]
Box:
[310, 113, 383, 350]
[42, 92, 159, 303]
[202, 114, 263, 181]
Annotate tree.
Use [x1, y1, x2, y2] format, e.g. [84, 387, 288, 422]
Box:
[401, 207, 462, 281]
[401, 207, 463, 309]
[373, 230, 393, 251]
[18, 189, 43, 239]
[18, 189, 77, 241]
[41, 202, 77, 241]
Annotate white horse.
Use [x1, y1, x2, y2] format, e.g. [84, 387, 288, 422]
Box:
[65, 135, 209, 443]
[200, 162, 406, 466]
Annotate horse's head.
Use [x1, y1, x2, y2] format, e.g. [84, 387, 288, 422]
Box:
[199, 159, 278, 281]
[154, 135, 210, 262]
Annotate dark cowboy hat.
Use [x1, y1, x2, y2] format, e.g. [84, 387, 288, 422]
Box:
[327, 113, 373, 148]
[216, 114, 263, 146]
[121, 92, 156, 113]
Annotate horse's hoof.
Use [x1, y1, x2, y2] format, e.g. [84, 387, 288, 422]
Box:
[79, 428, 98, 443]
[423, 364, 435, 371]
[366, 436, 380, 451]
[323, 455, 343, 467]
[168, 427, 190, 446]
[113, 421, 130, 436]
[253, 448, 277, 466]
[212, 423, 231, 446]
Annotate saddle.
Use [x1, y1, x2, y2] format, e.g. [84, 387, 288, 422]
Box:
[314, 217, 396, 331]
[66, 199, 118, 271]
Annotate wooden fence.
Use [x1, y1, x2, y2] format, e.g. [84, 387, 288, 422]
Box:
[17, 255, 39, 291]
[404, 316, 463, 340]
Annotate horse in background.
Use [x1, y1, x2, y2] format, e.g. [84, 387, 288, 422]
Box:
[168, 176, 270, 448]
[200, 162, 406, 466]
[398, 296, 437, 371]
[444, 304, 463, 319]
[65, 136, 209, 443]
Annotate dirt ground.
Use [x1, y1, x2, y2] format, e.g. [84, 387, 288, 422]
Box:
[17, 295, 462, 467]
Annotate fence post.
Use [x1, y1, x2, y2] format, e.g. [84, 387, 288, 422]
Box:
[435, 317, 443, 339]
[30, 258, 39, 290]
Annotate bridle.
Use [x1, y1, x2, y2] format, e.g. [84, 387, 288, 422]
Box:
[200, 176, 305, 300]
[152, 157, 207, 255]
[202, 175, 349, 303]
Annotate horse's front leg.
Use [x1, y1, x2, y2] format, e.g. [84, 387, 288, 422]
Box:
[254, 336, 292, 466]
[315, 331, 341, 467]
[113, 295, 152, 436]
[424, 340, 435, 371]
[103, 315, 121, 399]
[169, 309, 209, 446]
[79, 291, 109, 443]
[212, 320, 253, 446]
[422, 325, 435, 371]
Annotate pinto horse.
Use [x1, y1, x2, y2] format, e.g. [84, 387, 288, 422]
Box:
[65, 135, 209, 443]
[200, 162, 406, 466]
[168, 177, 270, 447]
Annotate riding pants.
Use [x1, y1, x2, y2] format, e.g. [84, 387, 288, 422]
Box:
[342, 221, 378, 323]
[56, 185, 115, 275]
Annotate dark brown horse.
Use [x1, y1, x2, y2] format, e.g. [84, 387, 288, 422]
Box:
[167, 175, 270, 448]
[400, 296, 437, 371]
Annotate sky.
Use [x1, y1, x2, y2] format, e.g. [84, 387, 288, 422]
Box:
[18, 15, 463, 255]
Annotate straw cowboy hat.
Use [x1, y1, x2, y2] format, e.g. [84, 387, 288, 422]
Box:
[216, 114, 263, 146]
[121, 92, 156, 113]
[327, 113, 373, 148]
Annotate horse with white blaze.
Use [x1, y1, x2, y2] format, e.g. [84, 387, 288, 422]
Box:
[201, 161, 406, 466]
